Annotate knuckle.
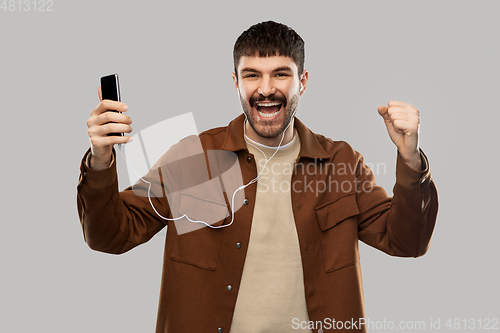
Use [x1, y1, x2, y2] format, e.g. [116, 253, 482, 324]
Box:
[87, 125, 98, 137]
[102, 112, 112, 122]
[99, 100, 110, 111]
[103, 123, 112, 133]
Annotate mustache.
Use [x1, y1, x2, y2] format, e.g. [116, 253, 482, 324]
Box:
[249, 94, 287, 108]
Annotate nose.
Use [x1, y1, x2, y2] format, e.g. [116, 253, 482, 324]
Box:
[258, 77, 276, 97]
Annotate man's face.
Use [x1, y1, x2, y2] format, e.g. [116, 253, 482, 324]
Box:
[232, 55, 307, 139]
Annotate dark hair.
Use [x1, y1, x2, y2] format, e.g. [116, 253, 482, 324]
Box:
[233, 21, 305, 79]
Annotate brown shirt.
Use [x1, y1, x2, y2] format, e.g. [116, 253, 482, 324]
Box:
[77, 114, 438, 333]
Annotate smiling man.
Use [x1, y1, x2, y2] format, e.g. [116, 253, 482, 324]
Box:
[78, 21, 438, 332]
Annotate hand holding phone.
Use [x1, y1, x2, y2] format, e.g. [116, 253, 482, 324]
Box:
[86, 74, 133, 170]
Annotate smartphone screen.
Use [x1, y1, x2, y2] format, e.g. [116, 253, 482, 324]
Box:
[100, 74, 123, 136]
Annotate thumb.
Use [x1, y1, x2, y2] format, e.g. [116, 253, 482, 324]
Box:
[98, 86, 103, 102]
[377, 105, 390, 121]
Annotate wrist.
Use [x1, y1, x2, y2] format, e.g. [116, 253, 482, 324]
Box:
[399, 150, 422, 171]
[89, 153, 112, 170]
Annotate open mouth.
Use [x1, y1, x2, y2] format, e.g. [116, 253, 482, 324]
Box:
[255, 101, 283, 120]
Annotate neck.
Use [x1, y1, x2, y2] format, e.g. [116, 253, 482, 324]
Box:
[244, 118, 295, 147]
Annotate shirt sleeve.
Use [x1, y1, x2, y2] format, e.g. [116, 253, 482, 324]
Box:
[356, 149, 438, 257]
[77, 147, 168, 254]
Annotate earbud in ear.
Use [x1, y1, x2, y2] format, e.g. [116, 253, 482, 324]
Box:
[300, 84, 304, 92]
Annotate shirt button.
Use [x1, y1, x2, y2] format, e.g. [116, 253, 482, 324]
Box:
[227, 285, 232, 291]
[309, 286, 315, 295]
[304, 244, 309, 251]
[236, 242, 242, 249]
[243, 199, 249, 205]
[247, 156, 252, 162]
[296, 202, 302, 209]
[218, 328, 223, 333]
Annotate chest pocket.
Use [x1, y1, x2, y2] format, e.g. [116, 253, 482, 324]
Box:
[169, 193, 229, 271]
[315, 193, 360, 273]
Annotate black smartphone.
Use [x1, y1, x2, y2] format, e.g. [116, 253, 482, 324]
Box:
[100, 73, 123, 137]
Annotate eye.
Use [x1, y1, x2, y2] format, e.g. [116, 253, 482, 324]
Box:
[244, 74, 258, 78]
[276, 73, 289, 77]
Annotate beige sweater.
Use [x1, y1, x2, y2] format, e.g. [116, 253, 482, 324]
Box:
[230, 133, 311, 332]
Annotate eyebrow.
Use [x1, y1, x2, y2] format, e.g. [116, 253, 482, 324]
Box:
[239, 66, 294, 75]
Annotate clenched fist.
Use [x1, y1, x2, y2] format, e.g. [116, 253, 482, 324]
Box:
[378, 100, 421, 170]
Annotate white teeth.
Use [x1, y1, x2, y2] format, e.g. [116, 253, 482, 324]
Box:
[258, 110, 280, 118]
[256, 102, 281, 107]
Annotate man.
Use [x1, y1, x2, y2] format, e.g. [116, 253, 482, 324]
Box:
[78, 21, 438, 332]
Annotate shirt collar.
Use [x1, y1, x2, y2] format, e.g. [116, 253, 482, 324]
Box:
[221, 113, 330, 160]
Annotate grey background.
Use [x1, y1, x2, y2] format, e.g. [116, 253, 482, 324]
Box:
[1, 0, 498, 332]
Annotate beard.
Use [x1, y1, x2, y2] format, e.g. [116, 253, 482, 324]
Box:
[239, 90, 300, 139]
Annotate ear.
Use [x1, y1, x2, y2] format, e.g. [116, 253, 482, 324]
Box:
[299, 70, 309, 96]
[232, 72, 239, 90]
